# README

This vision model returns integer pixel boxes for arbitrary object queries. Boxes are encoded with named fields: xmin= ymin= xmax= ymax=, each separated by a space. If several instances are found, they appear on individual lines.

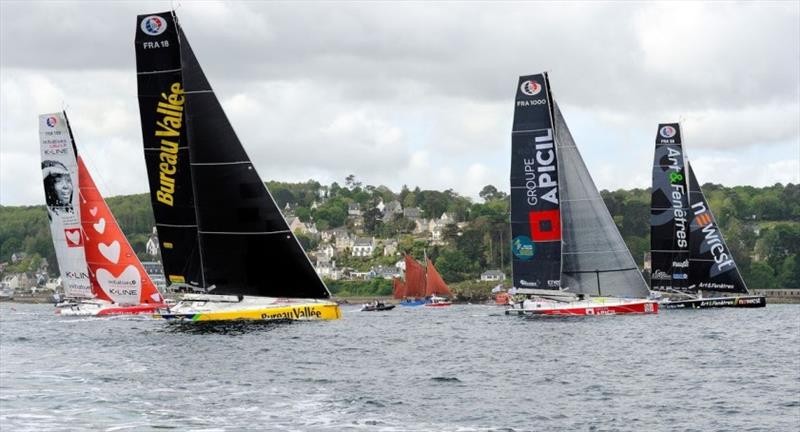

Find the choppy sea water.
xmin=1 ymin=302 xmax=798 ymax=432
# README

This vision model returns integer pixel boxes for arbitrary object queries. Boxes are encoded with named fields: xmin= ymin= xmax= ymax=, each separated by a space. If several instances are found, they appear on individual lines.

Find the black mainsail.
xmin=510 ymin=73 xmax=562 ymax=291
xmin=650 ymin=123 xmax=691 ymax=292
xmin=687 ymin=163 xmax=748 ymax=293
xmin=135 ymin=12 xmax=330 ymax=299
xmin=135 ymin=12 xmax=203 ymax=289
xmin=510 ymin=73 xmax=649 ymax=299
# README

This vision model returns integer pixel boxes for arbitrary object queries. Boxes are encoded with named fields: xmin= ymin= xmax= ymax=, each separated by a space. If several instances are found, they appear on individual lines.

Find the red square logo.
xmin=528 ymin=210 xmax=561 ymax=242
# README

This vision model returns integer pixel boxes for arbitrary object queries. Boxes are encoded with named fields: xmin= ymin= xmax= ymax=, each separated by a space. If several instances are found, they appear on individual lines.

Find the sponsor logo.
xmin=520 ymin=80 xmax=542 ymax=96
xmin=512 ymin=235 xmax=535 ymax=260
xmin=519 ymin=279 xmax=538 ymax=287
xmin=652 ymin=270 xmax=671 ymax=280
xmin=529 ymin=209 xmax=561 ymax=242
xmin=45 ymin=116 xmax=58 ymax=128
xmin=672 ymin=259 xmax=689 ymax=268
xmin=691 ymin=201 xmax=735 ymax=273
xmin=261 ymin=306 xmax=322 ymax=320
xmin=153 ymin=82 xmax=185 ymax=207
xmin=672 ymin=273 xmax=688 ymax=280
xmin=659 ymin=125 xmax=677 ymax=138
xmin=522 ymin=129 xmax=558 ymax=207
xmin=141 ymin=15 xmax=167 ymax=36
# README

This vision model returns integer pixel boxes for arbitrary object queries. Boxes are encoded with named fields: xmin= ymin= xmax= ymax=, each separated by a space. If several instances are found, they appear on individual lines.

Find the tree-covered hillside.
xmin=1 ymin=179 xmax=797 ymax=288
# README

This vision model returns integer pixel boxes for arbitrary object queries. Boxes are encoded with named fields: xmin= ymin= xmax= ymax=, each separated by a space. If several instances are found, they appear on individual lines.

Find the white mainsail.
xmin=39 ymin=112 xmax=93 ymax=299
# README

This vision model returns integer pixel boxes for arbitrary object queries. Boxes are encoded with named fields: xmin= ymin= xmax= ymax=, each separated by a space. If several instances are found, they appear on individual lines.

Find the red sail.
xmin=425 ymin=258 xmax=453 ymax=297
xmin=78 ymin=157 xmax=164 ymax=305
xmin=404 ymin=255 xmax=427 ymax=298
xmin=392 ymin=277 xmax=406 ymax=299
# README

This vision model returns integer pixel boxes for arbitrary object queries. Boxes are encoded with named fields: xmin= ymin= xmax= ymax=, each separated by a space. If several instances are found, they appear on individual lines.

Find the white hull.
xmin=506 ymin=297 xmax=658 ymax=316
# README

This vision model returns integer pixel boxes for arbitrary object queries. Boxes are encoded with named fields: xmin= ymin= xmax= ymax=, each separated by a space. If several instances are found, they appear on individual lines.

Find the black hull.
xmin=660 ymin=295 xmax=766 ymax=309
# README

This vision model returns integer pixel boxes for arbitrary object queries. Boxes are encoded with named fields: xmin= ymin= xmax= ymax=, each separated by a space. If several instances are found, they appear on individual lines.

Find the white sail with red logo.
xmin=39 ymin=112 xmax=94 ymax=299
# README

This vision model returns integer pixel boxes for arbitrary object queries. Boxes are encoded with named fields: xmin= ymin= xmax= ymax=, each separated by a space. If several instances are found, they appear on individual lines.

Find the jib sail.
xmin=650 ymin=123 xmax=691 ymax=292
xmin=554 ymin=103 xmax=649 ymax=298
xmin=687 ymin=163 xmax=749 ymax=293
xmin=510 ymin=73 xmax=562 ymax=291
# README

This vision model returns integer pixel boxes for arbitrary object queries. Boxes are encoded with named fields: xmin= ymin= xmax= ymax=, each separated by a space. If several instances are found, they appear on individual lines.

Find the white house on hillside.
xmin=352 ymin=237 xmax=375 ymax=257
xmin=481 ymin=270 xmax=506 ymax=282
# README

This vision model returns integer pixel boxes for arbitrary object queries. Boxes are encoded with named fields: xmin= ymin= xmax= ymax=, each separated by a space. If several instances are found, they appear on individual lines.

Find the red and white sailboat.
xmin=423 ymin=258 xmax=453 ymax=307
xmin=505 ymin=73 xmax=657 ymax=317
xmin=40 ymin=112 xmax=166 ymax=316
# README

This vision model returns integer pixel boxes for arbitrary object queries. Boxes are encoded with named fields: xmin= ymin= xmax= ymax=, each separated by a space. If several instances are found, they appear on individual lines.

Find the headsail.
xmin=135 ymin=12 xmax=203 ymax=289
xmin=650 ymin=123 xmax=691 ymax=292
xmin=510 ymin=73 xmax=562 ymax=291
xmin=554 ymin=103 xmax=649 ymax=298
xmin=403 ymin=255 xmax=427 ymax=298
xmin=38 ymin=112 xmax=93 ymax=299
xmin=78 ymin=157 xmax=163 ymax=305
xmin=425 ymin=259 xmax=452 ymax=297
xmin=687 ymin=163 xmax=749 ymax=293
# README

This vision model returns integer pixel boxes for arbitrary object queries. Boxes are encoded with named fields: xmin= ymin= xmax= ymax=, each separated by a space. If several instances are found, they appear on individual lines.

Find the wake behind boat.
xmin=504 ymin=73 xmax=657 ymax=317
xmin=650 ymin=123 xmax=766 ymax=309
xmin=40 ymin=112 xmax=166 ymax=317
xmin=135 ymin=12 xmax=339 ymax=321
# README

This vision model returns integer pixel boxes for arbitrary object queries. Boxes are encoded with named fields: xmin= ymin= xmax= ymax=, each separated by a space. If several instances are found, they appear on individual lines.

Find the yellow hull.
xmin=160 ymin=302 xmax=342 ymax=322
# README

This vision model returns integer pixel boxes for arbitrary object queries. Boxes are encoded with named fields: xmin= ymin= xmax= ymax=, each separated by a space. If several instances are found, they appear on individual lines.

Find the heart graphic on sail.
xmin=98 ymin=241 xmax=121 ymax=264
xmin=89 ymin=207 xmax=98 ymax=217
xmin=96 ymin=265 xmax=141 ymax=305
xmin=93 ymin=218 xmax=106 ymax=234
xmin=64 ymin=228 xmax=82 ymax=247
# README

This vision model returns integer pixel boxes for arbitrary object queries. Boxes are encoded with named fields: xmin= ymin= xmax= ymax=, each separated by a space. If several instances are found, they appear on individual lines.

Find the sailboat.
xmin=40 ymin=111 xmax=167 ymax=316
xmin=650 ymin=123 xmax=766 ymax=309
xmin=505 ymin=73 xmax=658 ymax=316
xmin=134 ymin=11 xmax=340 ymax=321
xmin=396 ymin=255 xmax=453 ymax=307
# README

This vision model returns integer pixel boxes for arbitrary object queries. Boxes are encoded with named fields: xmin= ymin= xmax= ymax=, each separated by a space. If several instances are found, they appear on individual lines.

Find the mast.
xmin=510 ymin=73 xmax=562 ymax=291
xmin=686 ymin=163 xmax=749 ymax=293
xmin=135 ymin=12 xmax=204 ymax=290
xmin=650 ymin=123 xmax=691 ymax=293
xmin=38 ymin=112 xmax=93 ymax=299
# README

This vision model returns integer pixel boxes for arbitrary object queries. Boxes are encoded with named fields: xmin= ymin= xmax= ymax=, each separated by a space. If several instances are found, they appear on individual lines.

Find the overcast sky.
xmin=1 ymin=1 xmax=798 ymax=206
